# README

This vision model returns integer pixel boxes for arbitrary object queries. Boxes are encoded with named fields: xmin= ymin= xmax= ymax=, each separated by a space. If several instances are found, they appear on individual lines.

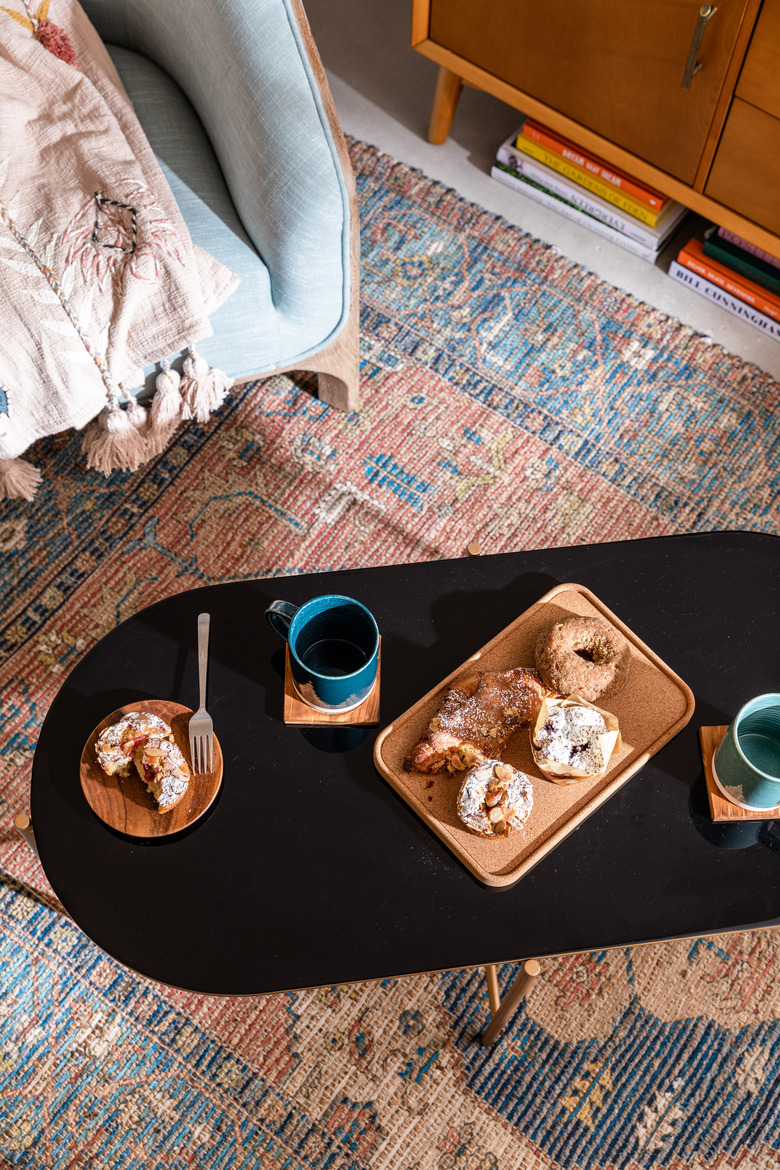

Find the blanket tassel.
xmin=82 ymin=404 xmax=148 ymax=476
xmin=0 ymin=457 xmax=43 ymax=501
xmin=147 ymin=360 xmax=183 ymax=453
xmin=126 ymin=396 xmax=149 ymax=441
xmin=180 ymin=348 xmax=233 ymax=424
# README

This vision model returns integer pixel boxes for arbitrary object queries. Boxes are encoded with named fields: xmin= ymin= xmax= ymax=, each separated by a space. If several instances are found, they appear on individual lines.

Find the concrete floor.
xmin=305 ymin=0 xmax=780 ymax=382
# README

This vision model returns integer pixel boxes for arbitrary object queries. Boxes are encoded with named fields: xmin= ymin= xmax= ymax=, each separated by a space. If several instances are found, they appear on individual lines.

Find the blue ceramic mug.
xmin=265 ymin=594 xmax=379 ymax=712
xmin=712 ymin=693 xmax=780 ymax=811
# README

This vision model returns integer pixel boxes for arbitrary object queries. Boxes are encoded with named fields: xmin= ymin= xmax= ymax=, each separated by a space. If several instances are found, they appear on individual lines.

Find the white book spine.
xmin=496 ymin=143 xmax=659 ymax=248
xmin=490 ymin=165 xmax=659 ymax=262
xmin=668 ymin=260 xmax=780 ymax=339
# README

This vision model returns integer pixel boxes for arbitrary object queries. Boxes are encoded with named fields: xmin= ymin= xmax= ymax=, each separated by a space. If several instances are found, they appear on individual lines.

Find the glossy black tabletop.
xmin=31 ymin=532 xmax=780 ymax=994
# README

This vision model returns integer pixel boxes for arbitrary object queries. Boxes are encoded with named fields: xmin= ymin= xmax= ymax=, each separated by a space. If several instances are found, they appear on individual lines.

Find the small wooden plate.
xmin=700 ymin=725 xmax=780 ymax=821
xmin=80 ymin=699 xmax=223 ymax=838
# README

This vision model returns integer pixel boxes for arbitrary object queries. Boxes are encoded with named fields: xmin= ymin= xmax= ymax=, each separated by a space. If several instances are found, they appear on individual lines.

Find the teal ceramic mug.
xmin=712 ymin=693 xmax=780 ymax=811
xmin=266 ymin=594 xmax=379 ymax=712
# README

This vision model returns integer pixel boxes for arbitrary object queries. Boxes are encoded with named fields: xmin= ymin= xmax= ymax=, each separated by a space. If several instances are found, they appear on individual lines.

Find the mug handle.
xmin=265 ymin=600 xmax=299 ymax=640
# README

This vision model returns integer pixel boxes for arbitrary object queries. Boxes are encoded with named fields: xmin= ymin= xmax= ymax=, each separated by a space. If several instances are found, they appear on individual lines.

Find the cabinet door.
xmin=429 ymin=0 xmax=750 ymax=184
xmin=705 ymin=99 xmax=780 ymax=233
xmin=735 ymin=0 xmax=780 ymax=119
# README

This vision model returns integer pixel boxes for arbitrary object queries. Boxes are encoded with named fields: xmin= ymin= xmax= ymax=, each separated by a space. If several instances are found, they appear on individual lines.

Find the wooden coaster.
xmin=283 ymin=641 xmax=381 ymax=726
xmin=699 ymin=725 xmax=780 ymax=822
xmin=81 ymin=699 xmax=223 ymax=838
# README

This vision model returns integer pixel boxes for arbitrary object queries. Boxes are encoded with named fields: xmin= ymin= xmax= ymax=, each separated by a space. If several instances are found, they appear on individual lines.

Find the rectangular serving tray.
xmin=373 ymin=582 xmax=695 ymax=887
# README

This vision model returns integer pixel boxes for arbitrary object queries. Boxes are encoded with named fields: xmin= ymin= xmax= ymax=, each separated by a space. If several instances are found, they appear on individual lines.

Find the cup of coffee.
xmin=265 ymin=594 xmax=379 ymax=712
xmin=712 ymin=693 xmax=780 ymax=811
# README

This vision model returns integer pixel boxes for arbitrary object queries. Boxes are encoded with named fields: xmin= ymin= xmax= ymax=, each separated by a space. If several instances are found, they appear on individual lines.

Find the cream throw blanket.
xmin=0 ymin=0 xmax=239 ymax=497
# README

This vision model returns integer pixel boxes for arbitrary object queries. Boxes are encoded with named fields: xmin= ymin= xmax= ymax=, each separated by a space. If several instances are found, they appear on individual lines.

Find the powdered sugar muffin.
xmin=134 ymin=736 xmax=190 ymax=811
xmin=457 ymin=759 xmax=534 ymax=838
xmin=533 ymin=701 xmax=611 ymax=776
xmin=95 ymin=712 xmax=173 ymax=777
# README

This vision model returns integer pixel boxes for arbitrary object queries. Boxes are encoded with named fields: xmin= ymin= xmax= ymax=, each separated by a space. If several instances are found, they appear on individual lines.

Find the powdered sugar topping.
xmin=535 ymin=703 xmax=609 ymax=774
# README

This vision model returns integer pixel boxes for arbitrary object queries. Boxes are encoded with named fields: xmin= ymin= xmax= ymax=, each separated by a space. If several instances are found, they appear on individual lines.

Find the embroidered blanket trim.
xmin=0 ymin=0 xmax=239 ymax=493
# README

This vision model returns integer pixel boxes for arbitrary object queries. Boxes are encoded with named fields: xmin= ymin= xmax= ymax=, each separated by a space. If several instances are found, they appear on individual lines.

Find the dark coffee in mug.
xmin=299 ymin=638 xmax=368 ymax=677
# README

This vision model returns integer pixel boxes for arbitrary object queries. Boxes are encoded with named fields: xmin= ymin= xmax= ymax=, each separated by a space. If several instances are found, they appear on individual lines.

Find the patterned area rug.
xmin=1 ymin=139 xmax=779 ymax=1167
xmin=2 ymin=877 xmax=780 ymax=1168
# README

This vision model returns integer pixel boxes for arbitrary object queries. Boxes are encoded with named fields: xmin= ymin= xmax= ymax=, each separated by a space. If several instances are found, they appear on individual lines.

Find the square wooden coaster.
xmin=283 ymin=641 xmax=381 ymax=726
xmin=699 ymin=725 xmax=780 ymax=822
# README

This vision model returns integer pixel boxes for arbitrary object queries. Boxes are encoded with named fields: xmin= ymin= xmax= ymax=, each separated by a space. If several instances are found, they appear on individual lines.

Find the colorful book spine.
xmin=514 ymin=134 xmax=667 ymax=227
xmin=717 ymin=227 xmax=780 ymax=270
xmin=521 ymin=118 xmax=667 ymax=210
xmin=496 ymin=138 xmax=687 ymax=249
xmin=668 ymin=261 xmax=780 ymax=339
xmin=677 ymin=239 xmax=780 ymax=324
xmin=490 ymin=165 xmax=660 ymax=262
xmin=703 ymin=236 xmax=780 ymax=298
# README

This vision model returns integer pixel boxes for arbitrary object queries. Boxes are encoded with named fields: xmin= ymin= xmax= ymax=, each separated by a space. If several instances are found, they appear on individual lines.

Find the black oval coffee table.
xmin=30 ymin=532 xmax=780 ymax=996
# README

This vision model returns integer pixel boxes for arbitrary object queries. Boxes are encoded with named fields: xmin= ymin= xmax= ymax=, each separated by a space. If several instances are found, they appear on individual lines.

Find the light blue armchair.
xmin=80 ymin=0 xmax=360 ymax=411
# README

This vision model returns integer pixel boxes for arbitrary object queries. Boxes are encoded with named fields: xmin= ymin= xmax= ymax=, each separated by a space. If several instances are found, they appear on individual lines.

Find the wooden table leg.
xmin=480 ymin=959 xmax=541 ymax=1046
xmin=428 ymin=65 xmax=463 ymax=144
xmin=13 ymin=813 xmax=40 ymax=860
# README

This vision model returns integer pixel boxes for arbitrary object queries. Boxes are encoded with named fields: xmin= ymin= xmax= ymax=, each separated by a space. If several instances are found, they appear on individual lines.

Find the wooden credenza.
xmin=412 ymin=0 xmax=780 ymax=253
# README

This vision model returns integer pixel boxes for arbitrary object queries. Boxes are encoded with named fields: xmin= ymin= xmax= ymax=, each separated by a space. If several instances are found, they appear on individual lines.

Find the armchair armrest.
xmin=80 ymin=0 xmax=353 ymax=339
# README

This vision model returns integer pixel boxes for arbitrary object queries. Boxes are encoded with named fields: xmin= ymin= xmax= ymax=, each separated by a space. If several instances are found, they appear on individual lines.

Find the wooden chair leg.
xmin=316 ymin=372 xmax=358 ymax=413
xmin=272 ymin=303 xmax=360 ymax=412
xmin=309 ymin=297 xmax=360 ymax=412
xmin=429 ymin=65 xmax=463 ymax=144
xmin=479 ymin=959 xmax=541 ymax=1046
xmin=279 ymin=274 xmax=360 ymax=412
xmin=13 ymin=813 xmax=40 ymax=860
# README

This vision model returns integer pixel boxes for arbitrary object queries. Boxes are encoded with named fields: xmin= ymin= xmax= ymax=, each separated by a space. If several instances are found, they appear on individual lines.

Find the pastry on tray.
xmin=134 ymin=736 xmax=191 ymax=812
xmin=95 ymin=712 xmax=173 ymax=778
xmin=457 ymin=759 xmax=534 ymax=837
xmin=531 ymin=695 xmax=621 ymax=783
xmin=535 ymin=615 xmax=631 ymax=701
xmin=404 ymin=667 xmax=553 ymax=775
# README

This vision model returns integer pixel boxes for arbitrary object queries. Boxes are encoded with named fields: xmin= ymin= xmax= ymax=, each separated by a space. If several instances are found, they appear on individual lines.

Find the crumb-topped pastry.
xmin=534 ymin=701 xmax=611 ymax=775
xmin=95 ymin=712 xmax=173 ymax=777
xmin=404 ymin=667 xmax=553 ymax=775
xmin=457 ymin=759 xmax=534 ymax=838
xmin=134 ymin=736 xmax=190 ymax=811
xmin=535 ymin=615 xmax=631 ymax=701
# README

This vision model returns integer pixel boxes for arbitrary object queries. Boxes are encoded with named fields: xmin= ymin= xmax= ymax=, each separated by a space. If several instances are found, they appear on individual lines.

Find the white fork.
xmin=188 ymin=613 xmax=213 ymax=774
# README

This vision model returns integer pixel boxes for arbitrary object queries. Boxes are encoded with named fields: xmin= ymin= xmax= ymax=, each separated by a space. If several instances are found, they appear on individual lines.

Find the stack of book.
xmin=492 ymin=117 xmax=689 ymax=263
xmin=669 ymin=228 xmax=780 ymax=340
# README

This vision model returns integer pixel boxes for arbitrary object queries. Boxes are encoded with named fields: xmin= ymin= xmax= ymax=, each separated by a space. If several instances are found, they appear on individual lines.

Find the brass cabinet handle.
xmin=681 ymin=3 xmax=717 ymax=89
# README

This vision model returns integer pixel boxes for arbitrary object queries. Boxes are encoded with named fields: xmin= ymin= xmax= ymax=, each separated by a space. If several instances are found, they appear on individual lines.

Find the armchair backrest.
xmin=80 ymin=0 xmax=355 ymax=333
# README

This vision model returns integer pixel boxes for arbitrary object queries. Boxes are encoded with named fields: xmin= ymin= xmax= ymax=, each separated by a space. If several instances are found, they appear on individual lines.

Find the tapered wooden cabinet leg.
xmin=429 ymin=65 xmax=463 ymax=144
xmin=13 ymin=813 xmax=40 ymax=860
xmin=479 ymin=958 xmax=541 ymax=1046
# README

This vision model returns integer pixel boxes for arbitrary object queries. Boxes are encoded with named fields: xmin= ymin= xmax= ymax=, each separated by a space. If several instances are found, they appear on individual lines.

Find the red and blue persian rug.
xmin=0 ymin=141 xmax=778 ymax=1168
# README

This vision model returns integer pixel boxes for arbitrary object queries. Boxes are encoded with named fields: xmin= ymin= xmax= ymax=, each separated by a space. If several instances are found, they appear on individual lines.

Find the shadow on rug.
xmin=0 ymin=140 xmax=779 ymax=1168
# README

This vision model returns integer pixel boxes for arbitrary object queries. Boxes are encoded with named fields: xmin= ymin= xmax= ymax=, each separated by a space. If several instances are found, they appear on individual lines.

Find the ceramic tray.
xmin=373 ymin=582 xmax=695 ymax=887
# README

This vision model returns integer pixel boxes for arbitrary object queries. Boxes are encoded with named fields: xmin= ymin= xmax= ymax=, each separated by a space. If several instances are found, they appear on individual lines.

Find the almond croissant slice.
xmin=404 ymin=667 xmax=553 ymax=774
